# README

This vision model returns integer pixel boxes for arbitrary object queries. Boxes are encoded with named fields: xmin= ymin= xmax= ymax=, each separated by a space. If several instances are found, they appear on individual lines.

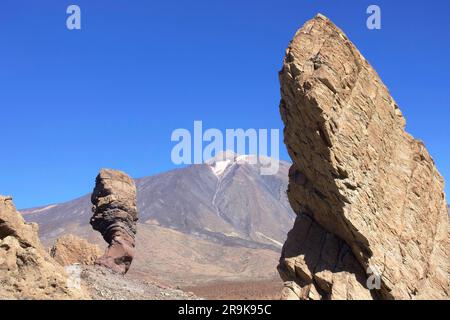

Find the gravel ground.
xmin=80 ymin=265 xmax=199 ymax=300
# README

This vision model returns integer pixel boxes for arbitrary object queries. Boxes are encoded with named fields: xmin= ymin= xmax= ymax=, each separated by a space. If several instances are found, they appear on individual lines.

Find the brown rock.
xmin=0 ymin=195 xmax=87 ymax=299
xmin=278 ymin=14 xmax=449 ymax=299
xmin=50 ymin=234 xmax=102 ymax=266
xmin=278 ymin=214 xmax=373 ymax=299
xmin=90 ymin=169 xmax=138 ymax=274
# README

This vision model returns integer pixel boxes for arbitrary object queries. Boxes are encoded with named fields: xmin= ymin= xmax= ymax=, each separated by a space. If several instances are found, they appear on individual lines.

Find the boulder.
xmin=0 ymin=195 xmax=87 ymax=299
xmin=50 ymin=234 xmax=103 ymax=266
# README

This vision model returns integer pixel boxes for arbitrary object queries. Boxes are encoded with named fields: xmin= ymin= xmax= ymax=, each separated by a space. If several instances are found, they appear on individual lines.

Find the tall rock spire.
xmin=90 ymin=169 xmax=139 ymax=274
xmin=278 ymin=14 xmax=449 ymax=299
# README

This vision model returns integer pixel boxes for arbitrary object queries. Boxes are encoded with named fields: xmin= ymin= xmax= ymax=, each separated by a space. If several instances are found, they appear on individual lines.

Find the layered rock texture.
xmin=50 ymin=234 xmax=102 ymax=266
xmin=0 ymin=196 xmax=86 ymax=299
xmin=90 ymin=169 xmax=138 ymax=274
xmin=278 ymin=14 xmax=449 ymax=299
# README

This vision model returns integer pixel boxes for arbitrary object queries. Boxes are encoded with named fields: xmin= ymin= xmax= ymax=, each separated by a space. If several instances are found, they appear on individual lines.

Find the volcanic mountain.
xmin=22 ymin=152 xmax=295 ymax=291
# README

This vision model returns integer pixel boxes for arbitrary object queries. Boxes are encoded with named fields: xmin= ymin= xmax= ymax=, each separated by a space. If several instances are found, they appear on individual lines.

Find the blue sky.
xmin=0 ymin=0 xmax=449 ymax=208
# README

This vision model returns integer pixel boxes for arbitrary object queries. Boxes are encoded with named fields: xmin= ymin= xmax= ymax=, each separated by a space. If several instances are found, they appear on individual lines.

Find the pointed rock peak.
xmin=278 ymin=15 xmax=449 ymax=299
xmin=315 ymin=13 xmax=329 ymax=21
xmin=291 ymin=14 xmax=352 ymax=52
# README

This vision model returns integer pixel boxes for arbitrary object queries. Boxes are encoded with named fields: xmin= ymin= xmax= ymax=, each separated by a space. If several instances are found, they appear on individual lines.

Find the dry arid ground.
xmin=182 ymin=278 xmax=283 ymax=300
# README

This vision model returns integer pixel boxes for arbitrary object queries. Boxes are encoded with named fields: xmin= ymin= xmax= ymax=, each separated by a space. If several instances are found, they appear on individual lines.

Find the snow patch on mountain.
xmin=206 ymin=152 xmax=259 ymax=177
xmin=21 ymin=204 xmax=59 ymax=215
xmin=210 ymin=160 xmax=232 ymax=176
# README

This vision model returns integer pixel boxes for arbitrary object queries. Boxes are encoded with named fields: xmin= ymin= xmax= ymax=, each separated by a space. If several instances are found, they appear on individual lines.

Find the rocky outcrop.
xmin=279 ymin=213 xmax=374 ymax=299
xmin=0 ymin=196 xmax=87 ymax=299
xmin=50 ymin=234 xmax=102 ymax=266
xmin=90 ymin=169 xmax=138 ymax=274
xmin=278 ymin=14 xmax=449 ymax=299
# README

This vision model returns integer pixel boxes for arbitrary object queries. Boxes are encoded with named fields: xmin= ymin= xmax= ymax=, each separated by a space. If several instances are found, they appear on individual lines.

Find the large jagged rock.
xmin=50 ymin=234 xmax=103 ymax=266
xmin=0 ymin=195 xmax=87 ymax=299
xmin=90 ymin=169 xmax=138 ymax=274
xmin=278 ymin=14 xmax=449 ymax=299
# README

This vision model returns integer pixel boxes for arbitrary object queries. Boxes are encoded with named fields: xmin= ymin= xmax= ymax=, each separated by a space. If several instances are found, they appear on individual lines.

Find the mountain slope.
xmin=22 ymin=153 xmax=295 ymax=286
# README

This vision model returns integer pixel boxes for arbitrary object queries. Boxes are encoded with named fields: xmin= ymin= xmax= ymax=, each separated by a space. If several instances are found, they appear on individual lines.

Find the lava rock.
xmin=90 ymin=169 xmax=138 ymax=274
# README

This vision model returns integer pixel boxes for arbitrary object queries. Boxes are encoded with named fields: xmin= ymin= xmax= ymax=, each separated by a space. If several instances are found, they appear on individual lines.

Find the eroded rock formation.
xmin=279 ymin=213 xmax=374 ymax=299
xmin=278 ymin=14 xmax=449 ymax=299
xmin=0 ymin=195 xmax=87 ymax=299
xmin=90 ymin=169 xmax=138 ymax=274
xmin=50 ymin=234 xmax=103 ymax=266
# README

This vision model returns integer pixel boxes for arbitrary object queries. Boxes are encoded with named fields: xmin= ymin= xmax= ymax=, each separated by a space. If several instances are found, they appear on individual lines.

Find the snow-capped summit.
xmin=205 ymin=151 xmax=236 ymax=176
xmin=205 ymin=151 xmax=281 ymax=177
xmin=205 ymin=151 xmax=259 ymax=177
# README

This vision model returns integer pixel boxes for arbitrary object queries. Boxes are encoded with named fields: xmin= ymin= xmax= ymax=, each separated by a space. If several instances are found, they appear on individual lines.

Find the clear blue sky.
xmin=0 ymin=0 xmax=449 ymax=209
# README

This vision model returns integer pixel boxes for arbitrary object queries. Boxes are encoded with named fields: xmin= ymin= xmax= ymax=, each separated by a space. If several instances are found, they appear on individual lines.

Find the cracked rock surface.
xmin=0 ymin=195 xmax=87 ymax=299
xmin=50 ymin=234 xmax=103 ymax=266
xmin=278 ymin=14 xmax=449 ymax=300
